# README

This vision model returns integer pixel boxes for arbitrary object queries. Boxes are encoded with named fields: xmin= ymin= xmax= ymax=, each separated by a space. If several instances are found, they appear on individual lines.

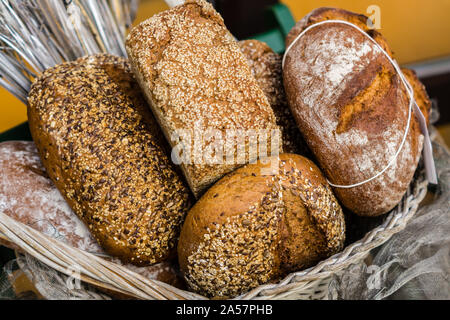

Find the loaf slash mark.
xmin=336 ymin=66 xmax=394 ymax=134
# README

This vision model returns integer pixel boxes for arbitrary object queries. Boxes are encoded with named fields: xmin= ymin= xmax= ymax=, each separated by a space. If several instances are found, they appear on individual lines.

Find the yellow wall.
xmin=2 ymin=0 xmax=449 ymax=132
xmin=283 ymin=0 xmax=450 ymax=64
xmin=0 ymin=90 xmax=28 ymax=134
xmin=134 ymin=0 xmax=169 ymax=24
xmin=0 ymin=0 xmax=170 ymax=133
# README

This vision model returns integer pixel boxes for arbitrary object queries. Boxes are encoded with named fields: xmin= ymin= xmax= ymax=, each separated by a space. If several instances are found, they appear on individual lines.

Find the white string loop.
xmin=282 ymin=20 xmax=436 ymax=188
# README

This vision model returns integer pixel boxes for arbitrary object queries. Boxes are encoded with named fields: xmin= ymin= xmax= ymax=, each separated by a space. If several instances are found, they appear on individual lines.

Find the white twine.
xmin=282 ymin=19 xmax=436 ymax=188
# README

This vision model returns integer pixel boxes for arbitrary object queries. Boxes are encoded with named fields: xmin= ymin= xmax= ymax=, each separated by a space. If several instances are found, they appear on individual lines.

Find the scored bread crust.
xmin=27 ymin=54 xmax=192 ymax=266
xmin=125 ymin=0 xmax=281 ymax=198
xmin=238 ymin=40 xmax=310 ymax=156
xmin=283 ymin=7 xmax=431 ymax=216
xmin=401 ymin=68 xmax=432 ymax=124
xmin=178 ymin=154 xmax=345 ymax=298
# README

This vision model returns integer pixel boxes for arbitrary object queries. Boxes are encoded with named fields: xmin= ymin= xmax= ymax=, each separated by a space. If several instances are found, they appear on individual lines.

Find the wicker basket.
xmin=0 ymin=0 xmax=434 ymax=301
xmin=0 ymin=164 xmax=428 ymax=300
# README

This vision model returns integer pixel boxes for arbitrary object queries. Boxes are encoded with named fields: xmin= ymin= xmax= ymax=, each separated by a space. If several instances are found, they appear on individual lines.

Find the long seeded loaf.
xmin=27 ymin=54 xmax=192 ymax=266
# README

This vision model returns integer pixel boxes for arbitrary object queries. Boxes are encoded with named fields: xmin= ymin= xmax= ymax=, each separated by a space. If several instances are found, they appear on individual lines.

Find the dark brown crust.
xmin=125 ymin=0 xmax=280 ymax=198
xmin=27 ymin=54 xmax=192 ymax=266
xmin=177 ymin=154 xmax=345 ymax=298
xmin=283 ymin=8 xmax=431 ymax=216
xmin=238 ymin=40 xmax=310 ymax=156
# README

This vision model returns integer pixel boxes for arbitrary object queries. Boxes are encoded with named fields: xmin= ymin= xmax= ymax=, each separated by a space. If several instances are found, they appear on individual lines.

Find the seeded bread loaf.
xmin=27 ymin=54 xmax=192 ymax=266
xmin=238 ymin=40 xmax=308 ymax=155
xmin=178 ymin=154 xmax=345 ymax=298
xmin=283 ymin=8 xmax=431 ymax=216
xmin=126 ymin=0 xmax=281 ymax=198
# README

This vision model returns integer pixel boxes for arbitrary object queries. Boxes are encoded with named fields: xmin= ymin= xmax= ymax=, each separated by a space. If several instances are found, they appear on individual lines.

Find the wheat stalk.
xmin=0 ymin=0 xmax=139 ymax=103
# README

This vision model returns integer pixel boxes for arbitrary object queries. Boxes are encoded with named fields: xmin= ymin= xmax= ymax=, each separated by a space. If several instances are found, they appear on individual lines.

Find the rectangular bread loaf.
xmin=126 ymin=0 xmax=281 ymax=197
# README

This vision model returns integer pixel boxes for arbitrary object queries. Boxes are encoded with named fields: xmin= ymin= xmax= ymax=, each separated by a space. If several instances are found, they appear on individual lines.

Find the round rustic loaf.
xmin=27 ymin=54 xmax=192 ymax=266
xmin=178 ymin=153 xmax=345 ymax=298
xmin=283 ymin=8 xmax=431 ymax=216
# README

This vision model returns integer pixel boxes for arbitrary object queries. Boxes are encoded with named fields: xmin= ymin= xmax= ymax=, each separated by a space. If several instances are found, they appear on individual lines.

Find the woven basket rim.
xmin=0 ymin=166 xmax=428 ymax=300
xmin=237 ymin=168 xmax=428 ymax=299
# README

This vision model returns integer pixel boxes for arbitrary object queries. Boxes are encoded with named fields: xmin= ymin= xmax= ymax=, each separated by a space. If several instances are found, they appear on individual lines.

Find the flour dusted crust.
xmin=0 ymin=141 xmax=184 ymax=288
xmin=126 ymin=0 xmax=281 ymax=197
xmin=178 ymin=154 xmax=345 ymax=298
xmin=27 ymin=54 xmax=192 ymax=266
xmin=238 ymin=40 xmax=309 ymax=155
xmin=285 ymin=7 xmax=394 ymax=58
xmin=0 ymin=141 xmax=99 ymax=253
xmin=283 ymin=8 xmax=431 ymax=216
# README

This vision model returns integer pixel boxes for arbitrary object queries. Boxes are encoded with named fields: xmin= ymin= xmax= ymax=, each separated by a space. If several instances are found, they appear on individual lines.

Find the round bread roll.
xmin=27 ymin=54 xmax=192 ymax=266
xmin=178 ymin=154 xmax=345 ymax=298
xmin=0 ymin=140 xmax=185 ymax=288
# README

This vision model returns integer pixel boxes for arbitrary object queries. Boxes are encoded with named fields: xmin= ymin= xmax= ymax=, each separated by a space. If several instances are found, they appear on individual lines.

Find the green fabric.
xmin=0 ymin=122 xmax=32 ymax=143
xmin=245 ymin=3 xmax=296 ymax=54
xmin=251 ymin=29 xmax=286 ymax=53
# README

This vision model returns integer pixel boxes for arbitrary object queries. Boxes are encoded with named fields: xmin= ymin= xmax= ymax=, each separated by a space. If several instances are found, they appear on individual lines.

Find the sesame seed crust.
xmin=178 ymin=153 xmax=345 ymax=298
xmin=27 ymin=54 xmax=192 ymax=266
xmin=126 ymin=0 xmax=281 ymax=197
